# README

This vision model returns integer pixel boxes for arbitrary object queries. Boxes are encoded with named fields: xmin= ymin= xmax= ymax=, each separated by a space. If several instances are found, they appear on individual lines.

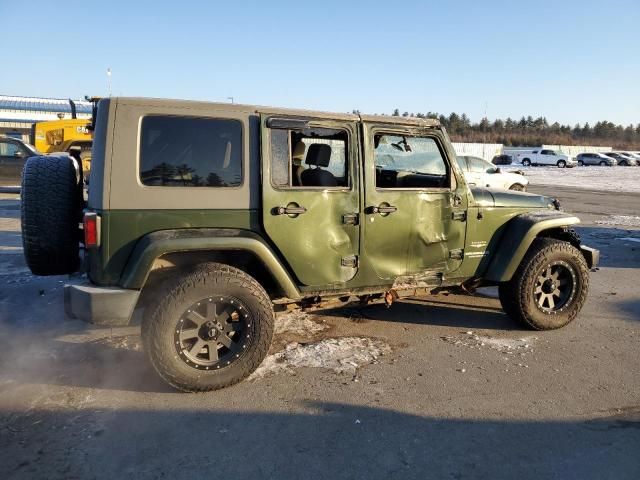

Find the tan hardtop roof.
xmin=111 ymin=97 xmax=440 ymax=126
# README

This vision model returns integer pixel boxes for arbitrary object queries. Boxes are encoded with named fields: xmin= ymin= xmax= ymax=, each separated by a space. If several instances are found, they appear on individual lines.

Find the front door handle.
xmin=368 ymin=204 xmax=398 ymax=215
xmin=275 ymin=205 xmax=307 ymax=215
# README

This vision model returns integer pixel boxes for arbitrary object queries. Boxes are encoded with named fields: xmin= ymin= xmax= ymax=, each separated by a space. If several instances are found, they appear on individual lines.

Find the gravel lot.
xmin=0 ymin=186 xmax=639 ymax=480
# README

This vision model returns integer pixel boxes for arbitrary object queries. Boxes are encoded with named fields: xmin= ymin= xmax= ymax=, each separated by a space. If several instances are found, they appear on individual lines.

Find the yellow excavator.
xmin=32 ymin=99 xmax=94 ymax=177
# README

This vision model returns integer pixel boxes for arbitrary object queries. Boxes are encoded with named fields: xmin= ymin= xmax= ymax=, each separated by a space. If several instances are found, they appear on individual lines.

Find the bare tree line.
xmin=352 ymin=109 xmax=640 ymax=149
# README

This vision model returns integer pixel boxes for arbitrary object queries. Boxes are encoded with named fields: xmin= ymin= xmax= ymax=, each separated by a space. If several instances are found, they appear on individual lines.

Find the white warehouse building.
xmin=0 ymin=95 xmax=92 ymax=143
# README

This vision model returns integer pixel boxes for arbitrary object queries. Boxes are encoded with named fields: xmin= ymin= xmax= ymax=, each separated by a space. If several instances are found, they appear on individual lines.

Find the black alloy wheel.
xmin=175 ymin=295 xmax=251 ymax=370
xmin=533 ymin=261 xmax=577 ymax=314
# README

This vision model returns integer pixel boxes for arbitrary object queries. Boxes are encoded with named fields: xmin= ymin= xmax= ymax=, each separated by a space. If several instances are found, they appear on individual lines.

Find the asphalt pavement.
xmin=0 ymin=187 xmax=638 ymax=480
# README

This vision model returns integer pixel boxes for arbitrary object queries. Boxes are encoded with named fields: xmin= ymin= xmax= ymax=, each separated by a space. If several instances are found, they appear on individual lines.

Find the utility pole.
xmin=107 ymin=68 xmax=112 ymax=97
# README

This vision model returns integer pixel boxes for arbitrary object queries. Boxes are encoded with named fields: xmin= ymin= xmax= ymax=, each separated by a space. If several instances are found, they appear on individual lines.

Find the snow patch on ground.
xmin=595 ymin=215 xmax=640 ymax=227
xmin=90 ymin=334 xmax=142 ymax=351
xmin=250 ymin=337 xmax=391 ymax=379
xmin=274 ymin=310 xmax=329 ymax=336
xmin=503 ymin=165 xmax=640 ymax=193
xmin=441 ymin=331 xmax=537 ymax=354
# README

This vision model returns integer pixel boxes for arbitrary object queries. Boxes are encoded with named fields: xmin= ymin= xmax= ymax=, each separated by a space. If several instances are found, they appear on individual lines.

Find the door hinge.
xmin=342 ymin=213 xmax=359 ymax=225
xmin=452 ymin=210 xmax=467 ymax=222
xmin=449 ymin=249 xmax=464 ymax=260
xmin=341 ymin=255 xmax=358 ymax=268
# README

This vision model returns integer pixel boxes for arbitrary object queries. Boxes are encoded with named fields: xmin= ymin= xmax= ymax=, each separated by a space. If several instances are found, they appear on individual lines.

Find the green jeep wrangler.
xmin=20 ymin=97 xmax=599 ymax=392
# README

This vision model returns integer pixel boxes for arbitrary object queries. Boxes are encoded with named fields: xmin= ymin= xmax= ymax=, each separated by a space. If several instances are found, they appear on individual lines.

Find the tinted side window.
xmin=140 ymin=116 xmax=242 ymax=187
xmin=374 ymin=135 xmax=449 ymax=189
xmin=0 ymin=141 xmax=21 ymax=156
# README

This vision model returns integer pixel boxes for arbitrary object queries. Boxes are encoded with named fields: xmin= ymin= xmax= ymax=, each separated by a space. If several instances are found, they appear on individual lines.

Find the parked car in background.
xmin=517 ymin=149 xmax=576 ymax=168
xmin=576 ymin=152 xmax=617 ymax=166
xmin=457 ymin=155 xmax=529 ymax=191
xmin=619 ymin=151 xmax=640 ymax=163
xmin=491 ymin=154 xmax=513 ymax=165
xmin=606 ymin=152 xmax=638 ymax=166
xmin=0 ymin=136 xmax=40 ymax=188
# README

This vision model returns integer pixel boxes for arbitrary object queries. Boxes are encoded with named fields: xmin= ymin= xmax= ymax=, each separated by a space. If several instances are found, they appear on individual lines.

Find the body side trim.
xmin=119 ymin=228 xmax=301 ymax=299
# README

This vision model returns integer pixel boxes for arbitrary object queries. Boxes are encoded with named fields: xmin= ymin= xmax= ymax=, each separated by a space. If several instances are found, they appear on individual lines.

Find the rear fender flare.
xmin=484 ymin=211 xmax=580 ymax=282
xmin=119 ymin=228 xmax=300 ymax=299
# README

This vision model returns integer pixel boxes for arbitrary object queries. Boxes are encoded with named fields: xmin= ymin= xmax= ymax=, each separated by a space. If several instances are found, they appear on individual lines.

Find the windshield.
xmin=375 ymin=135 xmax=447 ymax=175
xmin=23 ymin=142 xmax=40 ymax=156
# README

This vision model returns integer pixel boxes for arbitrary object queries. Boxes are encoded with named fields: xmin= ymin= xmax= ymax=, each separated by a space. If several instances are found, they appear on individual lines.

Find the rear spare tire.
xmin=21 ymin=155 xmax=83 ymax=275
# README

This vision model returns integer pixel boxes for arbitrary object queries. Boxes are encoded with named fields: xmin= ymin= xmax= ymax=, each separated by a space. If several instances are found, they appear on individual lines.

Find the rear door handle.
xmin=368 ymin=204 xmax=397 ymax=215
xmin=275 ymin=205 xmax=307 ymax=215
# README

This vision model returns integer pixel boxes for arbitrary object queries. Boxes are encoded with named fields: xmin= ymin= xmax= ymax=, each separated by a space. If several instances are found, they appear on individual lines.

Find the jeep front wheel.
xmin=142 ymin=263 xmax=274 ymax=392
xmin=498 ymin=238 xmax=589 ymax=330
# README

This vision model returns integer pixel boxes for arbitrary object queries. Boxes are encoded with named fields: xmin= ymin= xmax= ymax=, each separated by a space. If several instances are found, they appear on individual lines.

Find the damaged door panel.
xmin=360 ymin=122 xmax=467 ymax=282
xmin=260 ymin=115 xmax=361 ymax=287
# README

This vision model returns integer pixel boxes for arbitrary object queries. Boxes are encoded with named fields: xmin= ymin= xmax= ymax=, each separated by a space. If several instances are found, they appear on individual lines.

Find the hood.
xmin=471 ymin=187 xmax=556 ymax=209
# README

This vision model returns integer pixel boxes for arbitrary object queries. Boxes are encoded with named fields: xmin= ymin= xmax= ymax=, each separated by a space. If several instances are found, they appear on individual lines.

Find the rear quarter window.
xmin=139 ymin=116 xmax=242 ymax=187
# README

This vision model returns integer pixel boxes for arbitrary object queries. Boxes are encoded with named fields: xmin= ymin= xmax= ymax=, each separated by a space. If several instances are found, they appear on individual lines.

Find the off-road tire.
xmin=21 ymin=155 xmax=82 ymax=275
xmin=142 ymin=263 xmax=274 ymax=392
xmin=498 ymin=238 xmax=589 ymax=330
xmin=509 ymin=183 xmax=526 ymax=191
xmin=522 ymin=158 xmax=531 ymax=166
xmin=557 ymin=160 xmax=566 ymax=168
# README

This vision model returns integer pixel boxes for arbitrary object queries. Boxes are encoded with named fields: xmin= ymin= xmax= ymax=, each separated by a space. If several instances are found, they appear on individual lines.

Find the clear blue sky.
xmin=2 ymin=0 xmax=638 ymax=126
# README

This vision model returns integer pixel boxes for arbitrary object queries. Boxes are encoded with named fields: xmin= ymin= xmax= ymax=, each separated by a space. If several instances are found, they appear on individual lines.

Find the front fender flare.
xmin=484 ymin=211 xmax=580 ymax=283
xmin=119 ymin=228 xmax=301 ymax=299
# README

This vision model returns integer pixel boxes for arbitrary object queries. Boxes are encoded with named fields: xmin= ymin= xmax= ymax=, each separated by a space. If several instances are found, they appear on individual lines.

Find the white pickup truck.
xmin=517 ymin=149 xmax=577 ymax=168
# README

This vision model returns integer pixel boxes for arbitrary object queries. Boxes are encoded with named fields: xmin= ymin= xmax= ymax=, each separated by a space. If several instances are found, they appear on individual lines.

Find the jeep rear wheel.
xmin=498 ymin=238 xmax=589 ymax=330
xmin=142 ymin=263 xmax=274 ymax=392
xmin=21 ymin=155 xmax=83 ymax=275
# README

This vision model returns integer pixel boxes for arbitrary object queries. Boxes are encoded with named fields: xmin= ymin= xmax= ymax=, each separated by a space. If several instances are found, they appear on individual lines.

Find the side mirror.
xmin=13 ymin=150 xmax=24 ymax=158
